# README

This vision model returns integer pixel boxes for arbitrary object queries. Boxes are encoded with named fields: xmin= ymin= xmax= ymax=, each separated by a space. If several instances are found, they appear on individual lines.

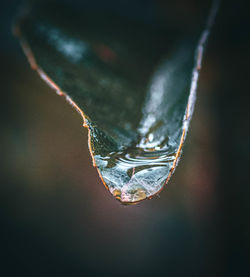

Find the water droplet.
xmin=95 ymin=148 xmax=176 ymax=204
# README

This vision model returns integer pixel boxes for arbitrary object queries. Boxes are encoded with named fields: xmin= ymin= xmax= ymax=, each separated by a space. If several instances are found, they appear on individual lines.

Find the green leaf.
xmin=14 ymin=0 xmax=218 ymax=204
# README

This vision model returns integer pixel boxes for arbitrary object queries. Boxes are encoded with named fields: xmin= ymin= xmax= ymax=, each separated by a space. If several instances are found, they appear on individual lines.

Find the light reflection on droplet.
xmin=95 ymin=148 xmax=176 ymax=203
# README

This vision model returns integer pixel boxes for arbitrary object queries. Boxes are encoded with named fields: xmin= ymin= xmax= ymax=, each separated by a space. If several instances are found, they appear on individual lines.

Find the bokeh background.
xmin=1 ymin=0 xmax=249 ymax=276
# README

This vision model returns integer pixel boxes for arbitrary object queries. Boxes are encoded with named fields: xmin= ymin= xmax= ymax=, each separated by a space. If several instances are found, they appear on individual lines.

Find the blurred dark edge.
xmin=0 ymin=0 xmax=249 ymax=276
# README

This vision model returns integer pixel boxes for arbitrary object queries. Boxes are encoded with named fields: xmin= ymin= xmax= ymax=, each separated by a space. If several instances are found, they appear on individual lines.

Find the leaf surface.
xmin=14 ymin=0 xmax=218 ymax=203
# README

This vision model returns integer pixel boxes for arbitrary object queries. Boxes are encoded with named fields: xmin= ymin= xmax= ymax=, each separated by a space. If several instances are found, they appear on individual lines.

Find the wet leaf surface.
xmin=14 ymin=0 xmax=218 ymax=203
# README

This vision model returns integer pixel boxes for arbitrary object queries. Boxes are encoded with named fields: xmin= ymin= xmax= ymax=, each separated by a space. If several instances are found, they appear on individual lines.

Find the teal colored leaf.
xmin=14 ymin=0 xmax=219 ymax=204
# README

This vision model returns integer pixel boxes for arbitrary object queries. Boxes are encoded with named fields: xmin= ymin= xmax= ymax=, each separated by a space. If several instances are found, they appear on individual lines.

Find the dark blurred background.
xmin=1 ymin=0 xmax=249 ymax=276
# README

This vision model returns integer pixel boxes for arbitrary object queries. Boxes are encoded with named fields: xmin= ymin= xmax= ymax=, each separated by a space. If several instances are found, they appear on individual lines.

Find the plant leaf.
xmin=14 ymin=0 xmax=218 ymax=204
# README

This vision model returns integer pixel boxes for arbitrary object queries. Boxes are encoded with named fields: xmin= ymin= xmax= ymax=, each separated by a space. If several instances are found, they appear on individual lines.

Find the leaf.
xmin=14 ymin=0 xmax=219 ymax=204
